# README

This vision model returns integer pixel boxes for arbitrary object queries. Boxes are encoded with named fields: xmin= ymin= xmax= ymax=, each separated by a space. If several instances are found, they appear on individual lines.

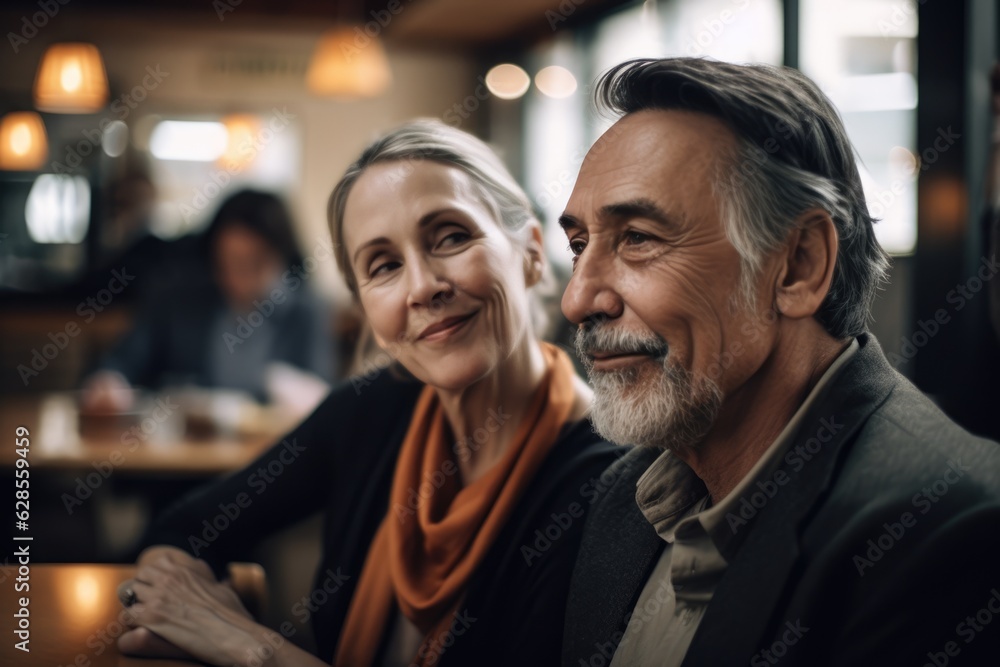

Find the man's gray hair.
xmin=595 ymin=58 xmax=890 ymax=338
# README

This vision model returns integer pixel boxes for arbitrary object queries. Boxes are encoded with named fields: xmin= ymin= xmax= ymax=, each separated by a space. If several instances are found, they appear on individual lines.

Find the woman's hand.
xmin=117 ymin=547 xmax=260 ymax=665
xmin=128 ymin=545 xmax=250 ymax=615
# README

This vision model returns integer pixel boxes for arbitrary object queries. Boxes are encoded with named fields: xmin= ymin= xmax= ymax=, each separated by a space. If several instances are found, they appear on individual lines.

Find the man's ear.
xmin=522 ymin=220 xmax=545 ymax=288
xmin=773 ymin=209 xmax=838 ymax=319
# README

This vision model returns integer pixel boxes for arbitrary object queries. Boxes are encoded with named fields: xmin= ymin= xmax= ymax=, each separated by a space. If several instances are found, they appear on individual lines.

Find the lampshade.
xmin=0 ymin=112 xmax=48 ymax=171
xmin=34 ymin=42 xmax=109 ymax=113
xmin=306 ymin=26 xmax=392 ymax=98
xmin=219 ymin=114 xmax=262 ymax=170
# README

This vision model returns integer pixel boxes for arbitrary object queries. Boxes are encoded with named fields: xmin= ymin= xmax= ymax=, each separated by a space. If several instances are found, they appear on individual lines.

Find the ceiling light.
xmin=0 ymin=111 xmax=48 ymax=171
xmin=219 ymin=114 xmax=262 ymax=170
xmin=485 ymin=64 xmax=530 ymax=100
xmin=535 ymin=66 xmax=577 ymax=99
xmin=34 ymin=43 xmax=109 ymax=113
xmin=306 ymin=26 xmax=392 ymax=98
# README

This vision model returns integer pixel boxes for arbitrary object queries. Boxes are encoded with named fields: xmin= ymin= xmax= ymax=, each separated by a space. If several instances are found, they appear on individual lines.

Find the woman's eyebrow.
xmin=352 ymin=208 xmax=468 ymax=265
xmin=352 ymin=236 xmax=390 ymax=265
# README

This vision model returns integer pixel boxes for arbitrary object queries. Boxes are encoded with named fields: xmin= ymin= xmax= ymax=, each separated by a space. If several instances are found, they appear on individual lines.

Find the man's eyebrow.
xmin=558 ymin=213 xmax=584 ymax=233
xmin=600 ymin=198 xmax=680 ymax=231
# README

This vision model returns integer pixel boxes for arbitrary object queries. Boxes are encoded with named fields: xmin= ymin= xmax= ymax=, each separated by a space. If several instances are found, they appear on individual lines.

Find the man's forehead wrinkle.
xmin=569 ymin=110 xmax=734 ymax=238
xmin=580 ymin=161 xmax=645 ymax=189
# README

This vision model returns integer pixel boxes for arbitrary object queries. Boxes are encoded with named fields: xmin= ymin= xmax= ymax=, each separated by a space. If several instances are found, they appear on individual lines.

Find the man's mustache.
xmin=574 ymin=323 xmax=669 ymax=365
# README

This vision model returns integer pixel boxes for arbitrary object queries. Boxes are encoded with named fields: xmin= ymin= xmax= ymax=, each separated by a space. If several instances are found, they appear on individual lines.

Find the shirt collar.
xmin=634 ymin=450 xmax=708 ymax=539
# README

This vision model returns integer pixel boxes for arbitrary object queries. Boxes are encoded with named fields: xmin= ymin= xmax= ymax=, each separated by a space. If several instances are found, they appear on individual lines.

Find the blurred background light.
xmin=485 ymin=63 xmax=530 ymax=100
xmin=219 ymin=114 xmax=262 ymax=170
xmin=306 ymin=26 xmax=392 ymax=98
xmin=33 ymin=43 xmax=109 ymax=114
xmin=149 ymin=120 xmax=228 ymax=162
xmin=534 ymin=65 xmax=577 ymax=99
xmin=889 ymin=145 xmax=918 ymax=176
xmin=73 ymin=572 xmax=101 ymax=614
xmin=0 ymin=112 xmax=48 ymax=171
xmin=101 ymin=120 xmax=129 ymax=158
xmin=25 ymin=174 xmax=91 ymax=244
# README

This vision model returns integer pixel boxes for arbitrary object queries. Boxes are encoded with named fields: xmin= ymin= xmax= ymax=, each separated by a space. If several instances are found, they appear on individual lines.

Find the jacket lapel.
xmin=682 ymin=334 xmax=898 ymax=665
xmin=563 ymin=446 xmax=665 ymax=664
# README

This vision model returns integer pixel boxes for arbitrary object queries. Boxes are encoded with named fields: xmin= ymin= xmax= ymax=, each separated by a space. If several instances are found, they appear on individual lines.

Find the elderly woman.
xmin=115 ymin=120 xmax=619 ymax=666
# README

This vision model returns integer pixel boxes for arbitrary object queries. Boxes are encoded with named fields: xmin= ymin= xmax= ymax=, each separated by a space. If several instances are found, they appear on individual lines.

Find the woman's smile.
xmin=417 ymin=310 xmax=480 ymax=343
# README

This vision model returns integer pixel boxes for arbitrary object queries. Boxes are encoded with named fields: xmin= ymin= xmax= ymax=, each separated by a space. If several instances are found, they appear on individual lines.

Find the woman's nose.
xmin=405 ymin=256 xmax=453 ymax=310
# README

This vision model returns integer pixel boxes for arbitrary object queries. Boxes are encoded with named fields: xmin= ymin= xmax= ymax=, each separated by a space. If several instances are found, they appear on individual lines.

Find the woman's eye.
xmin=370 ymin=261 xmax=400 ymax=277
xmin=439 ymin=230 xmax=470 ymax=247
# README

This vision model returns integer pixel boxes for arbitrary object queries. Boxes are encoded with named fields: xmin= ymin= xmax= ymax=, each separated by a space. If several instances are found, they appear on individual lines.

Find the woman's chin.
xmin=416 ymin=358 xmax=494 ymax=393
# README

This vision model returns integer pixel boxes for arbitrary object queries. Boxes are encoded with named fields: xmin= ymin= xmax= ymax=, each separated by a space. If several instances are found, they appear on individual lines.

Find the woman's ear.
xmin=522 ymin=221 xmax=545 ymax=288
xmin=773 ymin=209 xmax=838 ymax=320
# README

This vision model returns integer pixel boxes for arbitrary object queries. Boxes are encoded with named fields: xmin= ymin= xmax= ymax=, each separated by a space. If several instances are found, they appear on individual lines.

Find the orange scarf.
xmin=334 ymin=343 xmax=576 ymax=666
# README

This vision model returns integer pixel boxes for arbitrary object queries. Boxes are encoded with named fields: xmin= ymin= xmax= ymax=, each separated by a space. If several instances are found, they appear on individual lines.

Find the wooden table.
xmin=0 ymin=394 xmax=290 ymax=475
xmin=0 ymin=563 xmax=203 ymax=666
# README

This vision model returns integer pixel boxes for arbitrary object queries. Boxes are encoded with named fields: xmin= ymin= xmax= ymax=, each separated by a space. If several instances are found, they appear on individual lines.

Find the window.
xmin=799 ymin=0 xmax=918 ymax=254
xmin=143 ymin=112 xmax=302 ymax=239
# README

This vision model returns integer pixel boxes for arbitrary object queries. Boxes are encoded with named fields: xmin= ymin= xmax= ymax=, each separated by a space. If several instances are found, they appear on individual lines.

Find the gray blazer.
xmin=564 ymin=333 xmax=1000 ymax=666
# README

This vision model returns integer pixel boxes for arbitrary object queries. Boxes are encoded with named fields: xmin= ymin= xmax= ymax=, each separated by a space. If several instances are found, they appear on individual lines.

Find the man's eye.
xmin=624 ymin=231 xmax=652 ymax=245
xmin=567 ymin=239 xmax=586 ymax=256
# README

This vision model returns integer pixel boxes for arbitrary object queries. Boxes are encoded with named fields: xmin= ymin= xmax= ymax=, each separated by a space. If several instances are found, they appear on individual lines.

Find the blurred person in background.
xmin=69 ymin=159 xmax=206 ymax=301
xmin=80 ymin=189 xmax=334 ymax=416
xmin=111 ymin=119 xmax=620 ymax=666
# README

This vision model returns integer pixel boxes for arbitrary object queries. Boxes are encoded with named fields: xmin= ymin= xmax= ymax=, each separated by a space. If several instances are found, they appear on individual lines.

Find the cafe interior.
xmin=0 ymin=0 xmax=998 ymax=663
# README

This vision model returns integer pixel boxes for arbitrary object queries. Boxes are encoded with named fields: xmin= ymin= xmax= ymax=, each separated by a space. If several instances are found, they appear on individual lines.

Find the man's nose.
xmin=561 ymin=251 xmax=624 ymax=325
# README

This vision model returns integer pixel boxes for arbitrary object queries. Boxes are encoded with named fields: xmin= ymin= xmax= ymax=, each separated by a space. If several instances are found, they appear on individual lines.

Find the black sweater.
xmin=141 ymin=371 xmax=622 ymax=665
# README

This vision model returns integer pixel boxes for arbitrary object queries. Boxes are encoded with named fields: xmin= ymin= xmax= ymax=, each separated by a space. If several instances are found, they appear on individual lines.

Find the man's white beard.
xmin=576 ymin=326 xmax=723 ymax=451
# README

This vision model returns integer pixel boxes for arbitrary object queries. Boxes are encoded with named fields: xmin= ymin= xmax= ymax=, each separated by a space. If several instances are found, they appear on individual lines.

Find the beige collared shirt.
xmin=610 ymin=339 xmax=859 ymax=667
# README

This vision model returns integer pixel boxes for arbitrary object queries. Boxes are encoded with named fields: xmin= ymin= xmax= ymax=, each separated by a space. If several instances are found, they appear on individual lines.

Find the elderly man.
xmin=560 ymin=58 xmax=1000 ymax=666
